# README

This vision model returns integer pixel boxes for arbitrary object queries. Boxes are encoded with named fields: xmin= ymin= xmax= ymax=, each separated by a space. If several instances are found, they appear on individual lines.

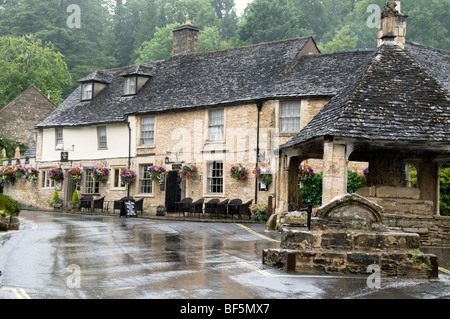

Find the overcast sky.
xmin=235 ymin=0 xmax=252 ymax=15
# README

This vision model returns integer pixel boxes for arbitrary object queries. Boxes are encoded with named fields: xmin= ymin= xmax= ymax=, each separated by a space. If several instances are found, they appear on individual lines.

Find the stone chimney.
xmin=377 ymin=0 xmax=408 ymax=49
xmin=172 ymin=20 xmax=199 ymax=56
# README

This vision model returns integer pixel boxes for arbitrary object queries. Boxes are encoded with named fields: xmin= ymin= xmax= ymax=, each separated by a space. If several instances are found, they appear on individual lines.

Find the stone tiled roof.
xmin=281 ymin=42 xmax=450 ymax=149
xmin=38 ymin=37 xmax=375 ymax=128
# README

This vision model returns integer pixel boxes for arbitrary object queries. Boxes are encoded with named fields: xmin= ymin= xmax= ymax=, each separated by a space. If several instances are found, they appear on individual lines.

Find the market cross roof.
xmin=281 ymin=41 xmax=450 ymax=149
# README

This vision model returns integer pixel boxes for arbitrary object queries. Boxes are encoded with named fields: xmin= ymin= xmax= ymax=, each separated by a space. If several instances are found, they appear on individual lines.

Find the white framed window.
xmin=97 ymin=126 xmax=107 ymax=149
xmin=41 ymin=170 xmax=55 ymax=188
xmin=112 ymin=167 xmax=126 ymax=189
xmin=208 ymin=109 xmax=224 ymax=141
xmin=207 ymin=161 xmax=223 ymax=194
xmin=280 ymin=101 xmax=301 ymax=132
xmin=139 ymin=164 xmax=153 ymax=194
xmin=83 ymin=169 xmax=100 ymax=194
xmin=81 ymin=82 xmax=93 ymax=100
xmin=55 ymin=128 xmax=64 ymax=150
xmin=124 ymin=76 xmax=137 ymax=95
xmin=140 ymin=117 xmax=155 ymax=146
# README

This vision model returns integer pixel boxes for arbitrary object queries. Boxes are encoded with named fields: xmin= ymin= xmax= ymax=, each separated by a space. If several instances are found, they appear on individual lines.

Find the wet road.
xmin=0 ymin=210 xmax=449 ymax=300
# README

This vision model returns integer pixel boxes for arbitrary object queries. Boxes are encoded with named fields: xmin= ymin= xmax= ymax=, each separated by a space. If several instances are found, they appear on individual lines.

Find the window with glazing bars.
xmin=280 ymin=101 xmax=301 ymax=132
xmin=139 ymin=164 xmax=153 ymax=194
xmin=84 ymin=169 xmax=100 ymax=194
xmin=124 ymin=76 xmax=137 ymax=95
xmin=140 ymin=117 xmax=155 ymax=146
xmin=82 ymin=83 xmax=93 ymax=100
xmin=207 ymin=161 xmax=223 ymax=194
xmin=208 ymin=109 xmax=224 ymax=141
xmin=55 ymin=128 xmax=63 ymax=150
xmin=97 ymin=126 xmax=107 ymax=149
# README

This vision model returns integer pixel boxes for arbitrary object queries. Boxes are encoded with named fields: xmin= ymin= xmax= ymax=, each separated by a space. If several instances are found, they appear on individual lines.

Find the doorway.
xmin=165 ymin=171 xmax=183 ymax=212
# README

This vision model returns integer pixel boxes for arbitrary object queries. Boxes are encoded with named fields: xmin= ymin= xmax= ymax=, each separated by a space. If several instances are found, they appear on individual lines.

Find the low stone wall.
xmin=0 ymin=216 xmax=20 ymax=231
xmin=263 ymin=248 xmax=435 ymax=278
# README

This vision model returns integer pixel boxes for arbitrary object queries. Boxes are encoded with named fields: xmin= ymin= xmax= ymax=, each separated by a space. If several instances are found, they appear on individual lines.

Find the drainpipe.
xmin=255 ymin=100 xmax=263 ymax=205
xmin=127 ymin=118 xmax=132 ymax=197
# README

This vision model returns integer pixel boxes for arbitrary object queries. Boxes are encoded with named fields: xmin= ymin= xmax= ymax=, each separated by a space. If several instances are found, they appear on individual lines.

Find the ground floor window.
xmin=139 ymin=164 xmax=153 ymax=194
xmin=41 ymin=170 xmax=55 ymax=188
xmin=207 ymin=161 xmax=223 ymax=194
xmin=112 ymin=167 xmax=126 ymax=189
xmin=83 ymin=169 xmax=100 ymax=194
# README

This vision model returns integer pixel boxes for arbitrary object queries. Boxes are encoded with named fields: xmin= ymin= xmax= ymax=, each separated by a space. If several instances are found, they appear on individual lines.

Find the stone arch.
xmin=317 ymin=193 xmax=384 ymax=226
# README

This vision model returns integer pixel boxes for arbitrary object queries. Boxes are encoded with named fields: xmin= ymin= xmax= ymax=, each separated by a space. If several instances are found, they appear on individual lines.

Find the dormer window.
xmin=81 ymin=82 xmax=93 ymax=101
xmin=124 ymin=76 xmax=137 ymax=96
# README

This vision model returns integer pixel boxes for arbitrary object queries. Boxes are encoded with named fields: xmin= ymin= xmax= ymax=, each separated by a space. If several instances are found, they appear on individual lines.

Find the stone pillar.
xmin=322 ymin=140 xmax=348 ymax=205
xmin=418 ymin=161 xmax=440 ymax=215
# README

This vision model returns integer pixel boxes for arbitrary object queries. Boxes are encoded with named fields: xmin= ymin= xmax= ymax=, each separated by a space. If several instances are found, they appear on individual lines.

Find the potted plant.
xmin=148 ymin=165 xmax=166 ymax=185
xmin=250 ymin=203 xmax=269 ymax=222
xmin=230 ymin=164 xmax=249 ymax=181
xmin=68 ymin=167 xmax=82 ymax=184
xmin=284 ymin=210 xmax=308 ymax=225
xmin=49 ymin=190 xmax=63 ymax=209
xmin=49 ymin=167 xmax=64 ymax=182
xmin=93 ymin=166 xmax=109 ymax=183
xmin=68 ymin=189 xmax=80 ymax=210
xmin=120 ymin=167 xmax=136 ymax=185
xmin=178 ymin=163 xmax=197 ymax=180
xmin=253 ymin=165 xmax=272 ymax=188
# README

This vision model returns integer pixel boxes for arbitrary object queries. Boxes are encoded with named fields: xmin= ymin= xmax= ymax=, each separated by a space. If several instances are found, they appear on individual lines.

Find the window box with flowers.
xmin=120 ymin=168 xmax=136 ymax=185
xmin=13 ymin=164 xmax=27 ymax=181
xmin=148 ymin=165 xmax=166 ymax=185
xmin=68 ymin=167 xmax=82 ymax=184
xmin=253 ymin=165 xmax=272 ymax=190
xmin=230 ymin=164 xmax=249 ymax=181
xmin=178 ymin=163 xmax=197 ymax=180
xmin=93 ymin=166 xmax=109 ymax=183
xmin=1 ymin=166 xmax=16 ymax=184
xmin=26 ymin=167 xmax=39 ymax=183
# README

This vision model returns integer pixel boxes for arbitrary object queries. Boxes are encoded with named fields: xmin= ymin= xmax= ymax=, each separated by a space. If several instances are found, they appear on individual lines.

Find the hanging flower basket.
xmin=49 ymin=168 xmax=64 ymax=182
xmin=120 ymin=167 xmax=136 ymax=185
xmin=230 ymin=164 xmax=249 ymax=181
xmin=13 ymin=164 xmax=27 ymax=180
xmin=253 ymin=165 xmax=272 ymax=186
xmin=148 ymin=165 xmax=166 ymax=185
xmin=26 ymin=167 xmax=39 ymax=183
xmin=178 ymin=163 xmax=197 ymax=180
xmin=93 ymin=166 xmax=109 ymax=183
xmin=68 ymin=167 xmax=82 ymax=184
xmin=299 ymin=164 xmax=315 ymax=181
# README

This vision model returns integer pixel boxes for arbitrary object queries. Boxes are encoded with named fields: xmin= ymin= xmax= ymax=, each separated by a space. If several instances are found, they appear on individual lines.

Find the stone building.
xmin=0 ymin=86 xmax=57 ymax=146
xmin=277 ymin=1 xmax=450 ymax=245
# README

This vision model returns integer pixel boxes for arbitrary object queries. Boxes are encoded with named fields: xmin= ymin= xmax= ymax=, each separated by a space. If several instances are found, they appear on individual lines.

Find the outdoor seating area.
xmin=78 ymin=195 xmax=144 ymax=215
xmin=175 ymin=198 xmax=253 ymax=220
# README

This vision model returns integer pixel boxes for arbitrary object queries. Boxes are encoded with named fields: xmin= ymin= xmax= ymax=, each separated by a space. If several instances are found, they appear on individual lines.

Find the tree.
xmin=238 ymin=0 xmax=314 ymax=45
xmin=318 ymin=26 xmax=358 ymax=53
xmin=0 ymin=35 xmax=72 ymax=106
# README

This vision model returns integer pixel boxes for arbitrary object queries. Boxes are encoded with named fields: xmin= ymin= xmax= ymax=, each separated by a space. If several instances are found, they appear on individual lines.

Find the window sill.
xmin=135 ymin=194 xmax=154 ymax=198
xmin=203 ymin=194 xmax=225 ymax=198
xmin=137 ymin=145 xmax=156 ymax=149
xmin=204 ymin=140 xmax=225 ymax=145
xmin=278 ymin=132 xmax=299 ymax=137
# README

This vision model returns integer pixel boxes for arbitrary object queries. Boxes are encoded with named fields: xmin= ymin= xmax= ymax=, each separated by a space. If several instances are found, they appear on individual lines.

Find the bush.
xmin=441 ymin=164 xmax=450 ymax=216
xmin=0 ymin=194 xmax=21 ymax=215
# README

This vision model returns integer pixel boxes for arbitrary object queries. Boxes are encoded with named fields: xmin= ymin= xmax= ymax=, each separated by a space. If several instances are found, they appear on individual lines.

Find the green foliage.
xmin=347 ymin=170 xmax=367 ymax=194
xmin=299 ymin=170 xmax=367 ymax=207
xmin=0 ymin=35 xmax=72 ymax=106
xmin=52 ymin=190 xmax=60 ymax=202
xmin=71 ymin=189 xmax=79 ymax=204
xmin=0 ymin=194 xmax=21 ymax=216
xmin=318 ymin=26 xmax=358 ymax=53
xmin=440 ymin=164 xmax=450 ymax=216
xmin=0 ymin=135 xmax=27 ymax=160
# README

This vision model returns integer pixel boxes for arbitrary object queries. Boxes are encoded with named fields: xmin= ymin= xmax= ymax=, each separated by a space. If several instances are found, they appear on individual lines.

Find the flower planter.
xmin=285 ymin=218 xmax=307 ymax=226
